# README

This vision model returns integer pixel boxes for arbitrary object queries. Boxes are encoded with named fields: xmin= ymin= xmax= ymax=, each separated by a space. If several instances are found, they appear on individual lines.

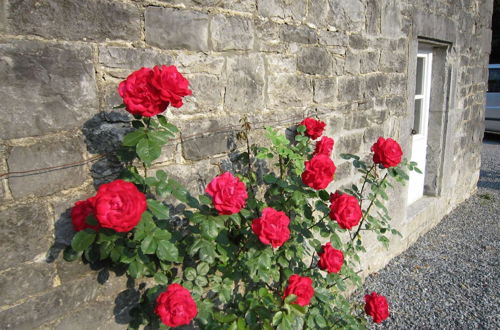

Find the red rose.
xmin=329 ymin=191 xmax=362 ymax=230
xmin=205 ymin=172 xmax=248 ymax=215
xmin=299 ymin=117 xmax=326 ymax=140
xmin=251 ymin=207 xmax=290 ymax=248
xmin=71 ymin=198 xmax=100 ymax=232
xmin=301 ymin=155 xmax=336 ymax=190
xmin=92 ymin=180 xmax=147 ymax=232
xmin=118 ymin=67 xmax=168 ymax=117
xmin=151 ymin=65 xmax=192 ymax=108
xmin=364 ymin=292 xmax=389 ymax=323
xmin=371 ymin=137 xmax=403 ymax=168
xmin=155 ymin=283 xmax=198 ymax=327
xmin=318 ymin=242 xmax=344 ymax=273
xmin=313 ymin=136 xmax=334 ymax=157
xmin=283 ymin=274 xmax=314 ymax=306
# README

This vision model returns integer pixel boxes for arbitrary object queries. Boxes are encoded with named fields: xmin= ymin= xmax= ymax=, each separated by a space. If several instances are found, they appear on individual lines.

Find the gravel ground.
xmin=358 ymin=134 xmax=500 ymax=329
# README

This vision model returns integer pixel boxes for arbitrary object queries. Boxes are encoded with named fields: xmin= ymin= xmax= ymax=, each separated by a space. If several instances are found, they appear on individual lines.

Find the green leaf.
xmin=148 ymin=130 xmax=174 ymax=145
xmin=113 ymin=103 xmax=126 ymax=109
xmin=414 ymin=166 xmax=423 ymax=174
xmin=154 ymin=229 xmax=172 ymax=241
xmin=284 ymin=294 xmax=297 ymax=304
xmin=199 ymin=194 xmax=212 ymax=205
xmin=263 ymin=174 xmax=277 ymax=184
xmin=147 ymin=199 xmax=169 ymax=219
xmin=314 ymin=314 xmax=327 ymax=328
xmin=63 ymin=246 xmax=81 ymax=262
xmin=128 ymin=260 xmax=145 ymax=278
xmin=196 ymin=262 xmax=210 ymax=276
xmin=153 ymin=272 xmax=168 ymax=285
xmin=85 ymin=215 xmax=98 ymax=227
xmin=195 ymin=276 xmax=208 ymax=287
xmin=184 ymin=267 xmax=197 ymax=281
xmin=200 ymin=217 xmax=222 ymax=239
xmin=123 ymin=129 xmax=146 ymax=146
xmin=318 ymin=190 xmax=330 ymax=201
xmin=340 ymin=153 xmax=360 ymax=160
xmin=157 ymin=240 xmax=178 ymax=262
xmin=272 ymin=312 xmax=283 ymax=326
xmin=140 ymin=235 xmax=158 ymax=254
xmin=296 ymin=125 xmax=306 ymax=133
xmin=163 ymin=122 xmax=179 ymax=133
xmin=136 ymin=137 xmax=161 ymax=165
xmin=71 ymin=229 xmax=97 ymax=252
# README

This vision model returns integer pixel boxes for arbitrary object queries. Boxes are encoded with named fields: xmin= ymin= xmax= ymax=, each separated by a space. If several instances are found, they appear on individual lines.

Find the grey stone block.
xmin=267 ymin=73 xmax=313 ymax=109
xmin=306 ymin=0 xmax=329 ymax=28
xmin=0 ymin=204 xmax=52 ymax=270
xmin=337 ymin=76 xmax=362 ymax=102
xmin=181 ymin=119 xmax=238 ymax=161
xmin=297 ymin=47 xmax=332 ymax=75
xmin=334 ymin=132 xmax=363 ymax=155
xmin=256 ymin=0 xmax=306 ymax=20
xmin=211 ymin=14 xmax=254 ymax=51
xmin=7 ymin=136 xmax=87 ymax=199
xmin=184 ymin=73 xmax=224 ymax=113
xmin=224 ymin=54 xmax=265 ymax=113
xmin=0 ymin=276 xmax=101 ymax=329
xmin=318 ymin=31 xmax=348 ymax=47
xmin=160 ymin=159 xmax=219 ymax=196
xmin=0 ymin=263 xmax=57 ymax=305
xmin=99 ymin=46 xmax=174 ymax=71
xmin=7 ymin=0 xmax=141 ymax=41
xmin=334 ymin=161 xmax=352 ymax=181
xmin=360 ymin=50 xmax=380 ymax=73
xmin=145 ymin=7 xmax=209 ymax=51
xmin=327 ymin=0 xmax=365 ymax=32
xmin=254 ymin=19 xmax=285 ymax=52
xmin=281 ymin=24 xmax=318 ymax=44
xmin=314 ymin=78 xmax=337 ymax=104
xmin=53 ymin=302 xmax=121 ymax=330
xmin=349 ymin=34 xmax=368 ymax=50
xmin=0 ymin=40 xmax=98 ymax=139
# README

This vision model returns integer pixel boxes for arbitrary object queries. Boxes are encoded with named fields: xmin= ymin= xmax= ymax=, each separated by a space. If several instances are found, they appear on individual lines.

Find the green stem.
xmin=350 ymin=173 xmax=389 ymax=245
xmin=360 ymin=164 xmax=376 ymax=207
xmin=308 ymin=214 xmax=329 ymax=230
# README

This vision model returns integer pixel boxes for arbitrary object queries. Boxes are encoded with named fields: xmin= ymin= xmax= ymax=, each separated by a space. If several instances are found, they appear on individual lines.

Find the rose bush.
xmin=64 ymin=64 xmax=421 ymax=329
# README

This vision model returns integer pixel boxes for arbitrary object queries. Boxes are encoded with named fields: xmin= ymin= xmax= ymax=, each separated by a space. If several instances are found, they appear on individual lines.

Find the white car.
xmin=486 ymin=64 xmax=500 ymax=132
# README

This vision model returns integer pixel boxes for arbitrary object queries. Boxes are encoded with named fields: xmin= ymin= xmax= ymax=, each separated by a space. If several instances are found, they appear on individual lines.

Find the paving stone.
xmin=7 ymin=0 xmax=141 ymax=41
xmin=0 ymin=40 xmax=98 ymax=139
xmin=145 ymin=7 xmax=209 ymax=51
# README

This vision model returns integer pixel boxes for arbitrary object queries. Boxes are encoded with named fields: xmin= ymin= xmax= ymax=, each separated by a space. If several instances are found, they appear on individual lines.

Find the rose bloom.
xmin=301 ymin=154 xmax=336 ymax=190
xmin=92 ymin=180 xmax=147 ymax=232
xmin=313 ymin=136 xmax=334 ymax=157
xmin=299 ymin=117 xmax=326 ymax=140
xmin=155 ymin=284 xmax=198 ymax=327
xmin=118 ymin=67 xmax=168 ymax=117
xmin=205 ymin=172 xmax=248 ymax=215
xmin=318 ymin=242 xmax=344 ymax=273
xmin=283 ymin=274 xmax=314 ymax=306
xmin=329 ymin=191 xmax=362 ymax=230
xmin=71 ymin=198 xmax=100 ymax=232
xmin=151 ymin=65 xmax=192 ymax=108
xmin=371 ymin=137 xmax=403 ymax=168
xmin=364 ymin=292 xmax=389 ymax=323
xmin=251 ymin=207 xmax=290 ymax=248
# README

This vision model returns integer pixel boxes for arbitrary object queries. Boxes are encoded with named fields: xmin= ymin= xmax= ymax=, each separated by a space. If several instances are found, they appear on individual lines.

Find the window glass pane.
xmin=413 ymin=99 xmax=422 ymax=134
xmin=488 ymin=69 xmax=500 ymax=92
xmin=415 ymin=57 xmax=424 ymax=95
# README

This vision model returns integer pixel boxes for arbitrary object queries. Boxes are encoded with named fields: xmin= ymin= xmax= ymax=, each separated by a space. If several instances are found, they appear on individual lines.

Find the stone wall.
xmin=0 ymin=0 xmax=492 ymax=328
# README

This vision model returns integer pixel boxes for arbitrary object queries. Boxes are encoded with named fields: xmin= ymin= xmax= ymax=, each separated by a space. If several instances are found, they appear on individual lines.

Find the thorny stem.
xmin=360 ymin=164 xmax=376 ymax=207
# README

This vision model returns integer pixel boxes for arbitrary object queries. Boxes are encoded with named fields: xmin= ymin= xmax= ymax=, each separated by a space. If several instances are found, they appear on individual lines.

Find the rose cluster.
xmin=118 ymin=65 xmax=192 ymax=117
xmin=71 ymin=179 xmax=147 ymax=233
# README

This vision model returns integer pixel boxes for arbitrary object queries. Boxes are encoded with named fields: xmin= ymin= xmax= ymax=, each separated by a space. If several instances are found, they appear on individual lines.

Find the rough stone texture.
xmin=7 ymin=0 xmax=141 ymax=41
xmin=145 ymin=7 xmax=209 ymax=51
xmin=211 ymin=14 xmax=254 ymax=51
xmin=7 ymin=136 xmax=87 ymax=199
xmin=297 ymin=47 xmax=332 ymax=75
xmin=0 ymin=0 xmax=493 ymax=327
xmin=181 ymin=118 xmax=238 ymax=161
xmin=0 ymin=204 xmax=52 ymax=270
xmin=224 ymin=54 xmax=265 ymax=112
xmin=0 ymin=40 xmax=98 ymax=139
xmin=0 ymin=262 xmax=57 ymax=305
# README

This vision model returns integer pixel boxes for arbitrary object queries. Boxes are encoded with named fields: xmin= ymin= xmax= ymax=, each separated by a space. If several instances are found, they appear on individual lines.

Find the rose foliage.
xmin=65 ymin=65 xmax=420 ymax=329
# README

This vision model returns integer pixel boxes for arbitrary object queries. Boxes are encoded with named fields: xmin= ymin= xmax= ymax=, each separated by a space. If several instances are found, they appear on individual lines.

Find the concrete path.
xmin=359 ymin=134 xmax=500 ymax=329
